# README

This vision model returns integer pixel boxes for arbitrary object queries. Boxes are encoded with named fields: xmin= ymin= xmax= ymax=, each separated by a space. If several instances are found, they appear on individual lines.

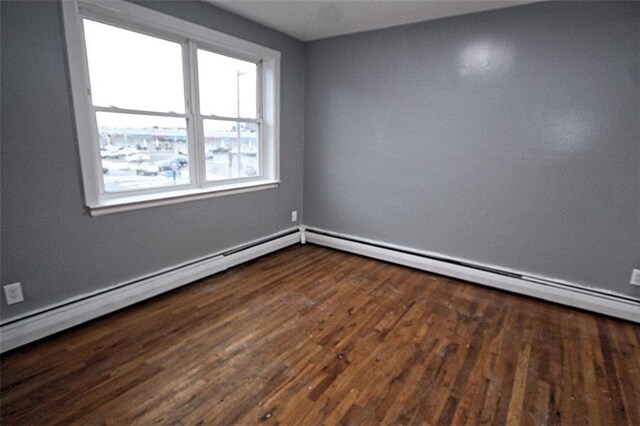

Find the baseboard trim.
xmin=304 ymin=228 xmax=640 ymax=323
xmin=0 ymin=229 xmax=301 ymax=353
xmin=3 ymin=225 xmax=637 ymax=353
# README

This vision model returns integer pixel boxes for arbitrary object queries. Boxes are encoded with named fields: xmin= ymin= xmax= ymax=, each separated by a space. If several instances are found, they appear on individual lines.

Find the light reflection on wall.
xmin=459 ymin=40 xmax=513 ymax=77
xmin=544 ymin=110 xmax=595 ymax=153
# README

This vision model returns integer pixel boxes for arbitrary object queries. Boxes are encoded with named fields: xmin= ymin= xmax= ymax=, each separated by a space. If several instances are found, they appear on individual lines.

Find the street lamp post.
xmin=236 ymin=70 xmax=241 ymax=177
xmin=235 ymin=68 xmax=253 ymax=178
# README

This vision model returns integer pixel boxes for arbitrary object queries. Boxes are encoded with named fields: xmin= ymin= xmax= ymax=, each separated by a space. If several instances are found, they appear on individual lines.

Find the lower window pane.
xmin=96 ymin=112 xmax=190 ymax=192
xmin=203 ymin=120 xmax=259 ymax=181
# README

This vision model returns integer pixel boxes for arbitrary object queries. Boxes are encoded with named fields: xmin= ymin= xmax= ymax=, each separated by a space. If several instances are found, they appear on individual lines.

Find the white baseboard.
xmin=304 ymin=228 xmax=640 ymax=323
xmin=0 ymin=229 xmax=301 ymax=353
xmin=3 ymin=225 xmax=637 ymax=353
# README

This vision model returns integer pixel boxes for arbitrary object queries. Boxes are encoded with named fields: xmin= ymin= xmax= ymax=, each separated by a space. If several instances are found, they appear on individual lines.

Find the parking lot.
xmin=102 ymin=151 xmax=258 ymax=192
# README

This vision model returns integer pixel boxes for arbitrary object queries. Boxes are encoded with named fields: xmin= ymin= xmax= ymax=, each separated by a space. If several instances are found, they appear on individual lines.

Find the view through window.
xmin=197 ymin=49 xmax=259 ymax=182
xmin=83 ymin=19 xmax=262 ymax=194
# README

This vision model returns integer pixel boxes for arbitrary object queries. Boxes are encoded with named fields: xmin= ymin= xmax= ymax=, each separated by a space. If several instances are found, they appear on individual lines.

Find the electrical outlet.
xmin=4 ymin=283 xmax=24 ymax=305
xmin=291 ymin=210 xmax=298 ymax=222
xmin=631 ymin=269 xmax=640 ymax=286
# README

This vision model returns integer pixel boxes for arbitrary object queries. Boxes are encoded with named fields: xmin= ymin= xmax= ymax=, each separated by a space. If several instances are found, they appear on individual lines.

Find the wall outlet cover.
xmin=291 ymin=211 xmax=298 ymax=222
xmin=631 ymin=269 xmax=640 ymax=286
xmin=4 ymin=283 xmax=25 ymax=305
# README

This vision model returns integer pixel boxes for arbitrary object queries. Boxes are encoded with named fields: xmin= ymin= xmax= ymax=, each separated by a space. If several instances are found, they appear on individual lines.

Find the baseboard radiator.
xmin=2 ymin=225 xmax=637 ymax=353
xmin=0 ymin=228 xmax=301 ymax=353
xmin=302 ymin=227 xmax=640 ymax=324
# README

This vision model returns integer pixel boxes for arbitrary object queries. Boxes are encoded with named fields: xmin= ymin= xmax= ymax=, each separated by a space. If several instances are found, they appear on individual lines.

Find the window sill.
xmin=87 ymin=180 xmax=280 ymax=216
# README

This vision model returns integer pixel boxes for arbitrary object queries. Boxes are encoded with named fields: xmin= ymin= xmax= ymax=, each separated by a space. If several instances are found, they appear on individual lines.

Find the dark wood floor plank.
xmin=1 ymin=244 xmax=638 ymax=425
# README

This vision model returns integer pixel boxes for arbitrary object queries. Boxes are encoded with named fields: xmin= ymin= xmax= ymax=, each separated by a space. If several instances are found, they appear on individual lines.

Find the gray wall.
xmin=304 ymin=2 xmax=640 ymax=297
xmin=0 ymin=0 xmax=305 ymax=320
xmin=2 ymin=0 xmax=638 ymax=324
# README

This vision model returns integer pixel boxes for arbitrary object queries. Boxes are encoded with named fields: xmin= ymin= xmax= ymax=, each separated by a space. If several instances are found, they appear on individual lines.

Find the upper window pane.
xmin=83 ymin=19 xmax=185 ymax=113
xmin=197 ymin=49 xmax=257 ymax=119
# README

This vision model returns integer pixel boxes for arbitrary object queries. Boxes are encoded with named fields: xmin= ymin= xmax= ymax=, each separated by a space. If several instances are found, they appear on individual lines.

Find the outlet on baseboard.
xmin=4 ymin=283 xmax=24 ymax=305
xmin=291 ymin=210 xmax=298 ymax=222
xmin=631 ymin=269 xmax=640 ymax=286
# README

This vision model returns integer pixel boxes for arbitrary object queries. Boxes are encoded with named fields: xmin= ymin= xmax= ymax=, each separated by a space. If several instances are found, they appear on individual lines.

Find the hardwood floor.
xmin=1 ymin=245 xmax=638 ymax=425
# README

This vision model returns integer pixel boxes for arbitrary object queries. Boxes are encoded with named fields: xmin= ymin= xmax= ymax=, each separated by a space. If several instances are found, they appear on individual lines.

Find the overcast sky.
xmin=84 ymin=19 xmax=257 ymax=128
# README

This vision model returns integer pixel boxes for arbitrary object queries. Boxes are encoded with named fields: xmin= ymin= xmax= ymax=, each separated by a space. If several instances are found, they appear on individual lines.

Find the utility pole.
xmin=236 ymin=68 xmax=252 ymax=177
xmin=236 ymin=70 xmax=242 ymax=177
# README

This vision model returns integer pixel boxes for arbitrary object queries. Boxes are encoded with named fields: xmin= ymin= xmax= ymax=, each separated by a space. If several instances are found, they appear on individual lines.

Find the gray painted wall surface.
xmin=304 ymin=2 xmax=640 ymax=297
xmin=1 ymin=0 xmax=638 ymax=324
xmin=0 ymin=0 xmax=305 ymax=320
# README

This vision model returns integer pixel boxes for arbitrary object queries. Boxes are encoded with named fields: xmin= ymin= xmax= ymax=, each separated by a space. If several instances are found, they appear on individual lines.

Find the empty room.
xmin=1 ymin=0 xmax=638 ymax=424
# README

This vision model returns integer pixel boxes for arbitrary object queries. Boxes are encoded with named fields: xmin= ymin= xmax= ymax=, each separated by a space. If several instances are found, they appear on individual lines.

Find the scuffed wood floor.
xmin=1 ymin=245 xmax=639 ymax=425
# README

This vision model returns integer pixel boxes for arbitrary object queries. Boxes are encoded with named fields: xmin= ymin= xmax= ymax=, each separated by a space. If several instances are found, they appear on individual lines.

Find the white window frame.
xmin=61 ymin=0 xmax=280 ymax=216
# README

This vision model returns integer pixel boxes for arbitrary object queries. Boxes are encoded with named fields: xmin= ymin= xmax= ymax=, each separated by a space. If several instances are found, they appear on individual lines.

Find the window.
xmin=62 ymin=0 xmax=280 ymax=215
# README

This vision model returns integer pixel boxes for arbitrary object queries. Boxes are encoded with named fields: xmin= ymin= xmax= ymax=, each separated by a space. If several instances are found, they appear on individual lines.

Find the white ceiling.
xmin=207 ymin=0 xmax=539 ymax=42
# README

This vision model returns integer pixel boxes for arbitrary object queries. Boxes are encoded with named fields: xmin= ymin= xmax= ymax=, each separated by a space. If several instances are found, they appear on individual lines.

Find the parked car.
xmin=119 ymin=146 xmax=138 ymax=156
xmin=126 ymin=153 xmax=151 ymax=163
xmin=135 ymin=163 xmax=160 ymax=176
xmin=100 ymin=149 xmax=124 ymax=159
xmin=156 ymin=156 xmax=188 ymax=171
xmin=243 ymin=165 xmax=257 ymax=176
